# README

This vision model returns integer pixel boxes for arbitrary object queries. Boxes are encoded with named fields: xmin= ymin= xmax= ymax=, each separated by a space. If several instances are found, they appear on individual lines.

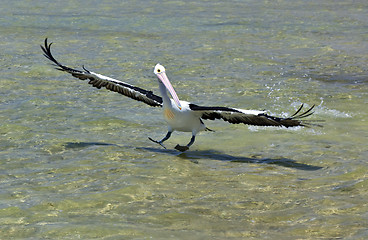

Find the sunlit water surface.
xmin=1 ymin=0 xmax=367 ymax=239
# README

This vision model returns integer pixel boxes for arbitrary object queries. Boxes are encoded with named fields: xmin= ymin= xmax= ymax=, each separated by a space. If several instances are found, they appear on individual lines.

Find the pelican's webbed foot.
xmin=148 ymin=137 xmax=167 ymax=149
xmin=174 ymin=144 xmax=189 ymax=152
xmin=174 ymin=135 xmax=196 ymax=152
xmin=148 ymin=131 xmax=172 ymax=149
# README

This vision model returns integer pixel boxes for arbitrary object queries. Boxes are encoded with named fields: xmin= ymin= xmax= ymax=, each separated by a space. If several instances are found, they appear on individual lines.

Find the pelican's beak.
xmin=155 ymin=70 xmax=182 ymax=110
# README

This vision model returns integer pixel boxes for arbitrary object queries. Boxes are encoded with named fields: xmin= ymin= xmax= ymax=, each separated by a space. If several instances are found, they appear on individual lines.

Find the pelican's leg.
xmin=175 ymin=135 xmax=195 ymax=152
xmin=148 ymin=131 xmax=172 ymax=149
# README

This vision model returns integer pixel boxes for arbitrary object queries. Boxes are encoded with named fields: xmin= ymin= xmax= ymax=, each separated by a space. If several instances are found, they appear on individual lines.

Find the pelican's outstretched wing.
xmin=41 ymin=38 xmax=163 ymax=107
xmin=190 ymin=103 xmax=321 ymax=127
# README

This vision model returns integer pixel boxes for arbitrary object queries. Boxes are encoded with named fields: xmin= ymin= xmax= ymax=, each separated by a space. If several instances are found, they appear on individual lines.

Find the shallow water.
xmin=1 ymin=0 xmax=367 ymax=239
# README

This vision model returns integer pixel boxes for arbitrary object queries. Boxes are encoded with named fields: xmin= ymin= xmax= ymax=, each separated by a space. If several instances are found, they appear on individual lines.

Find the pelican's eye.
xmin=157 ymin=68 xmax=161 ymax=73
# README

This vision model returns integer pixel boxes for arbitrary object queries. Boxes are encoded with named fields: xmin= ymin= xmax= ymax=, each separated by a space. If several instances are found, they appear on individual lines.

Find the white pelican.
xmin=41 ymin=38 xmax=320 ymax=152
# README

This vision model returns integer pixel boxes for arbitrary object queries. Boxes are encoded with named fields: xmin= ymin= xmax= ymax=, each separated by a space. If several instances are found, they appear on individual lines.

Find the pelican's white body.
xmin=162 ymin=99 xmax=205 ymax=134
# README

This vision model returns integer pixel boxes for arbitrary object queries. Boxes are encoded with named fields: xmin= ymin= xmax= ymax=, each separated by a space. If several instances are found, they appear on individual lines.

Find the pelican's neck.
xmin=158 ymin=80 xmax=171 ymax=107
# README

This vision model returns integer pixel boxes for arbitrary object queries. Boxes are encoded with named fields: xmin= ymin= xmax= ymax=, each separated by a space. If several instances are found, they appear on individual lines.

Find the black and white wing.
xmin=41 ymin=38 xmax=163 ymax=107
xmin=190 ymin=103 xmax=319 ymax=127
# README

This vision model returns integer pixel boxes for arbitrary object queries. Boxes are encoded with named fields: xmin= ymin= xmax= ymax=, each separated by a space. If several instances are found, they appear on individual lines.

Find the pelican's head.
xmin=154 ymin=63 xmax=182 ymax=110
xmin=154 ymin=63 xmax=166 ymax=75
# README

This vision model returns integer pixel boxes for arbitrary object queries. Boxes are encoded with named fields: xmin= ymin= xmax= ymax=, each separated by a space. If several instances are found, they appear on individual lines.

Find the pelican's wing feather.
xmin=41 ymin=38 xmax=163 ymax=107
xmin=189 ymin=103 xmax=321 ymax=127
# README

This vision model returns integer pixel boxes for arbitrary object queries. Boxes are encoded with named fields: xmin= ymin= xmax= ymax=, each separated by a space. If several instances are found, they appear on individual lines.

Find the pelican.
xmin=41 ymin=38 xmax=320 ymax=152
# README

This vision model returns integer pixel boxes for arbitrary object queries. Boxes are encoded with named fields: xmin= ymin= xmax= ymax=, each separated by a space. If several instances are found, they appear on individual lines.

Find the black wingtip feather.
xmin=41 ymin=38 xmax=83 ymax=74
xmin=289 ymin=103 xmax=304 ymax=118
xmin=282 ymin=104 xmax=323 ymax=128
xmin=261 ymin=104 xmax=322 ymax=128
xmin=296 ymin=104 xmax=315 ymax=119
xmin=82 ymin=65 xmax=91 ymax=73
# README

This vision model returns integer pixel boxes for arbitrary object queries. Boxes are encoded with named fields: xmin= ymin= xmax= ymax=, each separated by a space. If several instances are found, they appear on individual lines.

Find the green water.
xmin=1 ymin=0 xmax=367 ymax=239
